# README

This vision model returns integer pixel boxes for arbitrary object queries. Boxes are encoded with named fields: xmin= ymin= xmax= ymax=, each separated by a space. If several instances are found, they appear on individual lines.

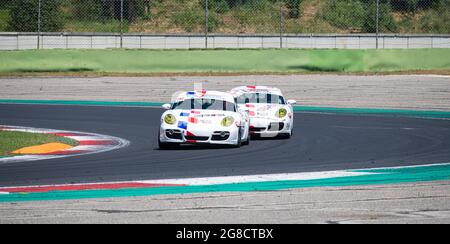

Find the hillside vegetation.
xmin=0 ymin=0 xmax=448 ymax=34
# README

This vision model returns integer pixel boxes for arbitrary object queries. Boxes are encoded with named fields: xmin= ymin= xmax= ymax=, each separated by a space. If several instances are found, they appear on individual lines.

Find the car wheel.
xmin=242 ymin=132 xmax=250 ymax=146
xmin=279 ymin=132 xmax=291 ymax=139
xmin=233 ymin=131 xmax=242 ymax=148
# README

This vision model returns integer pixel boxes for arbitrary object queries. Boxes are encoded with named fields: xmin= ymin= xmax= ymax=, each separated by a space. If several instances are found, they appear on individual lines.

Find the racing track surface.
xmin=1 ymin=104 xmax=450 ymax=187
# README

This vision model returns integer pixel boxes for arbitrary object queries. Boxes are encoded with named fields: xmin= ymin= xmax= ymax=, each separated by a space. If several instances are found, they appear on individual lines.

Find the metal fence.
xmin=0 ymin=0 xmax=449 ymax=49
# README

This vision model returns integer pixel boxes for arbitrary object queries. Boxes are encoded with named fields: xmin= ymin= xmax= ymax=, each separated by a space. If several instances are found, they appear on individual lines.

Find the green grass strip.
xmin=0 ymin=163 xmax=449 ymax=202
xmin=0 ymin=49 xmax=449 ymax=74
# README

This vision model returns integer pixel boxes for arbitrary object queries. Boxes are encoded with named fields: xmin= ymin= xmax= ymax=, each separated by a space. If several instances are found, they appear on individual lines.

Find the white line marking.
xmin=138 ymin=171 xmax=372 ymax=186
xmin=66 ymin=136 xmax=112 ymax=141
xmin=0 ymin=155 xmax=58 ymax=163
xmin=67 ymin=145 xmax=108 ymax=151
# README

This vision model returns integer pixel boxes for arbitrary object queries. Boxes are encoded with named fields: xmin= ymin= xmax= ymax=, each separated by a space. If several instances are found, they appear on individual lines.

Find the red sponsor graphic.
xmin=249 ymin=111 xmax=256 ymax=117
xmin=191 ymin=110 xmax=201 ymax=114
xmin=1 ymin=182 xmax=185 ymax=193
xmin=247 ymin=86 xmax=256 ymax=89
xmin=188 ymin=117 xmax=198 ymax=124
xmin=245 ymin=104 xmax=256 ymax=108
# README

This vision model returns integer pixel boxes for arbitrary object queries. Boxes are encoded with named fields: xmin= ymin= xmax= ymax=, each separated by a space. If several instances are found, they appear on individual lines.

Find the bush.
xmin=171 ymin=7 xmax=219 ymax=32
xmin=200 ymin=0 xmax=230 ymax=14
xmin=419 ymin=0 xmax=450 ymax=33
xmin=320 ymin=0 xmax=366 ymax=31
xmin=286 ymin=0 xmax=301 ymax=19
xmin=68 ymin=0 xmax=106 ymax=21
xmin=7 ymin=0 xmax=63 ymax=32
xmin=362 ymin=2 xmax=397 ymax=33
xmin=320 ymin=0 xmax=398 ymax=33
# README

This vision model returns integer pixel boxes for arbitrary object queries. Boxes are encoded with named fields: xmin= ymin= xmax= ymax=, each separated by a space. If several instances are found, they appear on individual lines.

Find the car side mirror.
xmin=287 ymin=100 xmax=297 ymax=105
xmin=162 ymin=104 xmax=171 ymax=110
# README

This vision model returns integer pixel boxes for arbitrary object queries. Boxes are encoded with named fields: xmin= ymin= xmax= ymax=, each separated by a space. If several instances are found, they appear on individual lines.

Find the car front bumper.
xmin=159 ymin=126 xmax=240 ymax=145
xmin=249 ymin=117 xmax=292 ymax=136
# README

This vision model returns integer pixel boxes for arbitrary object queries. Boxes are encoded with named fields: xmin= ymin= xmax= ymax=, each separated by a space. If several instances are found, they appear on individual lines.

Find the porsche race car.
xmin=159 ymin=90 xmax=250 ymax=149
xmin=230 ymin=86 xmax=296 ymax=138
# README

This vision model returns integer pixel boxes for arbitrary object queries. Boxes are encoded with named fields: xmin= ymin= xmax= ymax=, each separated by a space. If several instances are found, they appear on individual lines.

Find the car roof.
xmin=175 ymin=90 xmax=236 ymax=103
xmin=230 ymin=86 xmax=283 ymax=97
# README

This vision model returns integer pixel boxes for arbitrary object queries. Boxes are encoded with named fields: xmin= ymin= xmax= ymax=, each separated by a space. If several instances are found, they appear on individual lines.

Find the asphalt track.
xmin=1 ymin=104 xmax=450 ymax=187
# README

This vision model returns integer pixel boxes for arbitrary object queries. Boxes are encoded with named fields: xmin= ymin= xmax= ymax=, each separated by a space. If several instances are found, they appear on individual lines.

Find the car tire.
xmin=233 ymin=131 xmax=242 ymax=148
xmin=242 ymin=132 xmax=250 ymax=146
xmin=279 ymin=132 xmax=291 ymax=139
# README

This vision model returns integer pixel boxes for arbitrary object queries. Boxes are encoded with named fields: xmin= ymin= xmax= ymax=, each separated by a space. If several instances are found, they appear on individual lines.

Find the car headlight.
xmin=221 ymin=116 xmax=235 ymax=127
xmin=164 ymin=114 xmax=176 ymax=125
xmin=276 ymin=108 xmax=287 ymax=118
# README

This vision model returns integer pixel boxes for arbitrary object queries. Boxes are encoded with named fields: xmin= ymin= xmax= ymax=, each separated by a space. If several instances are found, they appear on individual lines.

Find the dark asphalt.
xmin=1 ymin=104 xmax=450 ymax=187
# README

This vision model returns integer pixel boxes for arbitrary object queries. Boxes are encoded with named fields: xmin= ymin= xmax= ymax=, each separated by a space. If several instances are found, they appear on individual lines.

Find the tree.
xmin=7 ymin=0 xmax=63 ymax=32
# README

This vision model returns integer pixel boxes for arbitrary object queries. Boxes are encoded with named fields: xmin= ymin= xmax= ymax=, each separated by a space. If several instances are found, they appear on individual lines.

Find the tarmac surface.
xmin=1 ymin=104 xmax=449 ymax=187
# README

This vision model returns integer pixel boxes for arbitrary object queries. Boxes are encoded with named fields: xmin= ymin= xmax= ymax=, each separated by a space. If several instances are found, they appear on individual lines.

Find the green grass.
xmin=0 ymin=131 xmax=78 ymax=157
xmin=0 ymin=49 xmax=449 ymax=74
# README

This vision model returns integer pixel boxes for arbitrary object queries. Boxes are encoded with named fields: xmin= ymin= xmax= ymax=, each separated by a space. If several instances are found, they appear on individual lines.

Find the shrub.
xmin=419 ymin=0 xmax=450 ymax=33
xmin=286 ymin=0 xmax=301 ymax=19
xmin=320 ymin=0 xmax=366 ymax=31
xmin=7 ymin=0 xmax=63 ymax=32
xmin=362 ymin=2 xmax=397 ymax=33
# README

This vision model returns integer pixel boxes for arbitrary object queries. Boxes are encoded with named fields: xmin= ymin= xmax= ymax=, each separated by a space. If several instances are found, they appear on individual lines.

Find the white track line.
xmin=138 ymin=171 xmax=372 ymax=186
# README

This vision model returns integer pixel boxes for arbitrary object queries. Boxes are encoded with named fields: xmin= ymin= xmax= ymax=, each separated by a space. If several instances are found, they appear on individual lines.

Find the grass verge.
xmin=0 ymin=49 xmax=449 ymax=75
xmin=0 ymin=131 xmax=78 ymax=157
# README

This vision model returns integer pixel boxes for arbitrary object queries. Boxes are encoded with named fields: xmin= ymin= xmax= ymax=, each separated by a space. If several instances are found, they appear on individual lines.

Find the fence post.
xmin=376 ymin=0 xmax=380 ymax=49
xmin=205 ymin=0 xmax=209 ymax=49
xmin=120 ymin=0 xmax=124 ymax=49
xmin=279 ymin=0 xmax=284 ymax=49
xmin=37 ymin=0 xmax=41 ymax=49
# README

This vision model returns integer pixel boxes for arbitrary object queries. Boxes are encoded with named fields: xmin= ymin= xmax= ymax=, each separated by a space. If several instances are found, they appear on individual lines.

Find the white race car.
xmin=159 ymin=90 xmax=250 ymax=149
xmin=230 ymin=86 xmax=296 ymax=138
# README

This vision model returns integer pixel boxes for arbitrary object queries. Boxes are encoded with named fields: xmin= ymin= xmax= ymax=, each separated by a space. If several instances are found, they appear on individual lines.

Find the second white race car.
xmin=230 ymin=86 xmax=296 ymax=138
xmin=159 ymin=90 xmax=250 ymax=149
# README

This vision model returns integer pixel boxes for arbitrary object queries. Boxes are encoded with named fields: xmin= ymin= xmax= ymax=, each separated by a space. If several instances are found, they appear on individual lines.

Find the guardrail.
xmin=1 ymin=33 xmax=449 ymax=50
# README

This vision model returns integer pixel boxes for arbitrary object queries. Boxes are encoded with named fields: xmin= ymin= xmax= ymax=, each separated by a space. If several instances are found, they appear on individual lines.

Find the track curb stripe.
xmin=0 ymin=125 xmax=129 ymax=164
xmin=0 ymin=163 xmax=449 ymax=202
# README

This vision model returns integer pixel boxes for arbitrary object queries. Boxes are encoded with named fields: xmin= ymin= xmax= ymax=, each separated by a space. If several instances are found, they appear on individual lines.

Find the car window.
xmin=173 ymin=99 xmax=236 ymax=112
xmin=236 ymin=93 xmax=286 ymax=105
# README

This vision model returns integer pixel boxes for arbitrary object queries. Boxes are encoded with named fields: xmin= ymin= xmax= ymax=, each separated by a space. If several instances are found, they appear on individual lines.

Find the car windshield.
xmin=172 ymin=98 xmax=236 ymax=112
xmin=236 ymin=93 xmax=286 ymax=105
